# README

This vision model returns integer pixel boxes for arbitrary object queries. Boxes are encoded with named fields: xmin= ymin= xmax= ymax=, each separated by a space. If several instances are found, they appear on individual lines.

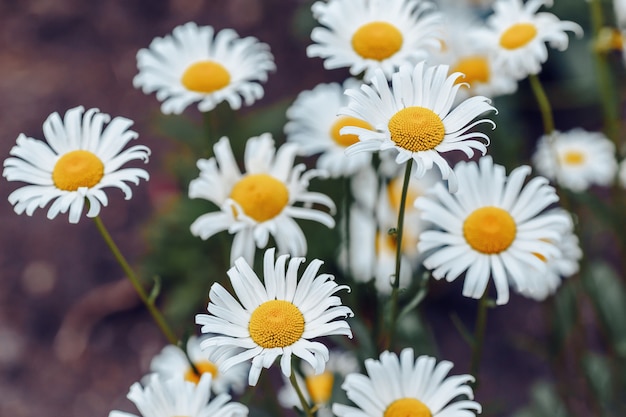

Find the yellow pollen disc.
xmin=384 ymin=398 xmax=432 ymax=417
xmin=451 ymin=55 xmax=490 ymax=86
xmin=184 ymin=360 xmax=218 ymax=385
xmin=387 ymin=177 xmax=421 ymax=212
xmin=52 ymin=150 xmax=104 ymax=191
xmin=249 ymin=300 xmax=305 ymax=348
xmin=181 ymin=60 xmax=231 ymax=93
xmin=388 ymin=107 xmax=445 ymax=152
xmin=305 ymin=371 xmax=334 ymax=404
xmin=499 ymin=22 xmax=538 ymax=50
xmin=230 ymin=174 xmax=289 ymax=222
xmin=561 ymin=150 xmax=585 ymax=165
xmin=329 ymin=116 xmax=373 ymax=147
xmin=351 ymin=21 xmax=404 ymax=60
xmin=463 ymin=206 xmax=517 ymax=254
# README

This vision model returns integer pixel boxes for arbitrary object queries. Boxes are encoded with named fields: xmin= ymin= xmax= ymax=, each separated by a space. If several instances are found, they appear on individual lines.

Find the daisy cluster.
xmin=5 ymin=0 xmax=626 ymax=416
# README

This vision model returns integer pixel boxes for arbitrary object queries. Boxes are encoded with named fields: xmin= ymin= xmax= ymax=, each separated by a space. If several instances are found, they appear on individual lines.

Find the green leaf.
xmin=583 ymin=262 xmax=626 ymax=357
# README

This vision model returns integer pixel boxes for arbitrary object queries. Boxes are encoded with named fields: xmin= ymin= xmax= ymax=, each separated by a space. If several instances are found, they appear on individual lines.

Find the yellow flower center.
xmin=388 ymin=107 xmax=445 ymax=152
xmin=184 ymin=360 xmax=218 ymax=385
xmin=52 ymin=150 xmax=104 ymax=191
xmin=329 ymin=116 xmax=373 ymax=147
xmin=499 ymin=23 xmax=538 ymax=50
xmin=249 ymin=300 xmax=305 ymax=348
xmin=230 ymin=174 xmax=289 ymax=222
xmin=305 ymin=371 xmax=334 ymax=404
xmin=181 ymin=60 xmax=231 ymax=93
xmin=384 ymin=398 xmax=432 ymax=417
xmin=451 ymin=55 xmax=490 ymax=86
xmin=463 ymin=206 xmax=517 ymax=254
xmin=387 ymin=177 xmax=421 ymax=212
xmin=561 ymin=150 xmax=585 ymax=165
xmin=351 ymin=21 xmax=404 ymax=61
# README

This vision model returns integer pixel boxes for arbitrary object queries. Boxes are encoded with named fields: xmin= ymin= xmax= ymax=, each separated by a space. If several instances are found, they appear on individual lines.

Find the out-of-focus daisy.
xmin=333 ymin=348 xmax=481 ymax=417
xmin=615 ymin=0 xmax=626 ymax=28
xmin=341 ymin=62 xmax=496 ymax=192
xmin=516 ymin=210 xmax=581 ymax=301
xmin=307 ymin=0 xmax=442 ymax=81
xmin=474 ymin=0 xmax=582 ymax=80
xmin=149 ymin=335 xmax=248 ymax=394
xmin=285 ymin=79 xmax=374 ymax=178
xmin=188 ymin=134 xmax=335 ymax=264
xmin=416 ymin=156 xmax=571 ymax=305
xmin=342 ymin=168 xmax=435 ymax=294
xmin=432 ymin=11 xmax=518 ymax=100
xmin=196 ymin=247 xmax=353 ymax=386
xmin=109 ymin=373 xmax=247 ymax=417
xmin=532 ymin=128 xmax=617 ymax=192
xmin=133 ymin=22 xmax=275 ymax=114
xmin=3 ymin=106 xmax=149 ymax=224
xmin=278 ymin=350 xmax=360 ymax=417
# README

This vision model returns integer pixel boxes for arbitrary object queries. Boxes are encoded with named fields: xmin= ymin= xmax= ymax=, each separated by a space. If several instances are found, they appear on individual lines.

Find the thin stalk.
xmin=387 ymin=159 xmax=413 ymax=350
xmin=289 ymin=370 xmax=314 ymax=417
xmin=93 ymin=216 xmax=178 ymax=345
xmin=469 ymin=291 xmax=489 ymax=389
xmin=528 ymin=73 xmax=555 ymax=135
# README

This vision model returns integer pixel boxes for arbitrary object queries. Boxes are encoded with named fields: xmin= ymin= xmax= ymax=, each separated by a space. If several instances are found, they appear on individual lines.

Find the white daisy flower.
xmin=109 ymin=373 xmax=247 ymax=417
xmin=474 ymin=0 xmax=583 ymax=80
xmin=278 ymin=350 xmax=360 ymax=417
xmin=341 ymin=62 xmax=497 ymax=193
xmin=415 ymin=156 xmax=571 ymax=305
xmin=149 ymin=335 xmax=248 ymax=394
xmin=516 ymin=209 xmax=581 ymax=301
xmin=3 ymin=106 xmax=149 ymax=224
xmin=342 ymin=169 xmax=434 ymax=294
xmin=307 ymin=0 xmax=442 ymax=81
xmin=333 ymin=348 xmax=481 ymax=417
xmin=285 ymin=79 xmax=374 ymax=178
xmin=188 ymin=133 xmax=336 ymax=264
xmin=432 ymin=11 xmax=518 ymax=100
xmin=133 ymin=22 xmax=275 ymax=114
xmin=195 ymin=247 xmax=353 ymax=386
xmin=532 ymin=128 xmax=618 ymax=192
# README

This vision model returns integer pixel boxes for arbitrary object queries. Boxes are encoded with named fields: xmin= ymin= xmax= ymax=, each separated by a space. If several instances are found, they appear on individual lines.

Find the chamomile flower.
xmin=516 ymin=210 xmax=581 ymax=301
xmin=333 ymin=348 xmax=481 ymax=417
xmin=433 ymin=12 xmax=518 ymax=100
xmin=3 ymin=106 xmax=150 ymax=224
xmin=416 ymin=156 xmax=570 ymax=305
xmin=149 ymin=335 xmax=248 ymax=394
xmin=109 ymin=373 xmax=247 ymax=417
xmin=278 ymin=350 xmax=360 ymax=417
xmin=285 ymin=79 xmax=373 ymax=178
xmin=532 ymin=129 xmax=617 ymax=192
xmin=342 ymin=169 xmax=433 ymax=294
xmin=474 ymin=0 xmax=582 ymax=80
xmin=341 ymin=62 xmax=496 ymax=192
xmin=133 ymin=22 xmax=275 ymax=114
xmin=307 ymin=0 xmax=442 ymax=81
xmin=195 ymin=247 xmax=353 ymax=386
xmin=188 ymin=133 xmax=335 ymax=264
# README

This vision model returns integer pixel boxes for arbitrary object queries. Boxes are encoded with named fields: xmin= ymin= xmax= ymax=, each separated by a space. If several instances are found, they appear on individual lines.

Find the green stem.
xmin=589 ymin=0 xmax=621 ymax=147
xmin=289 ymin=369 xmax=314 ymax=417
xmin=528 ymin=73 xmax=555 ymax=135
xmin=93 ymin=216 xmax=178 ymax=345
xmin=469 ymin=291 xmax=489 ymax=389
xmin=387 ymin=159 xmax=413 ymax=350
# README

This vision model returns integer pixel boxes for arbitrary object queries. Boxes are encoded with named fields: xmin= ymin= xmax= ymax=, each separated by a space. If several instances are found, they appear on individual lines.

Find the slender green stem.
xmin=343 ymin=177 xmax=352 ymax=280
xmin=289 ymin=370 xmax=314 ymax=417
xmin=93 ymin=216 xmax=178 ymax=345
xmin=528 ymin=73 xmax=555 ymax=135
xmin=202 ymin=110 xmax=218 ymax=158
xmin=387 ymin=159 xmax=413 ymax=350
xmin=469 ymin=291 xmax=490 ymax=389
xmin=589 ymin=0 xmax=621 ymax=147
